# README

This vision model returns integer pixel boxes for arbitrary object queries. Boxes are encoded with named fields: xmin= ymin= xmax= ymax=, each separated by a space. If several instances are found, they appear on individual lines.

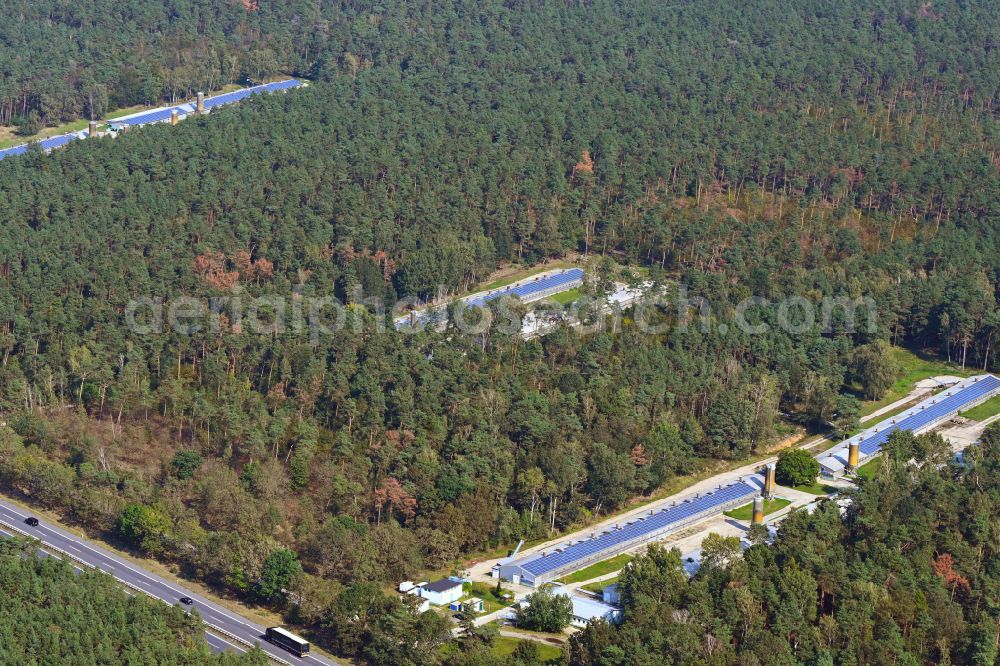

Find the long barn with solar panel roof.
xmin=395 ymin=267 xmax=585 ymax=330
xmin=497 ymin=479 xmax=759 ymax=587
xmin=0 ymin=129 xmax=92 ymax=160
xmin=818 ymin=374 xmax=1000 ymax=476
xmin=0 ymin=79 xmax=304 ymax=163
xmin=108 ymin=79 xmax=303 ymax=132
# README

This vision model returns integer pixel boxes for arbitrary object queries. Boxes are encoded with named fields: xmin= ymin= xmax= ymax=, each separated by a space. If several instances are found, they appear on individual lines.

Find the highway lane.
xmin=3 ymin=522 xmax=239 ymax=655
xmin=0 ymin=500 xmax=337 ymax=665
xmin=205 ymin=632 xmax=244 ymax=655
xmin=0 ymin=517 xmax=248 ymax=657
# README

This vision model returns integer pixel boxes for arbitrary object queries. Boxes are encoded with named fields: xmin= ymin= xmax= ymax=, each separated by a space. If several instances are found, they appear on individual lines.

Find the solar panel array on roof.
xmin=0 ymin=131 xmax=88 ymax=162
xmin=0 ymin=144 xmax=29 ymax=160
xmin=109 ymin=80 xmax=302 ymax=130
xmin=518 ymin=481 xmax=757 ymax=577
xmin=819 ymin=374 xmax=1000 ymax=473
xmin=40 ymin=132 xmax=87 ymax=149
xmin=203 ymin=79 xmax=302 ymax=109
xmin=464 ymin=268 xmax=584 ymax=310
xmin=1 ymin=80 xmax=304 ymax=162
xmin=397 ymin=268 xmax=585 ymax=329
xmin=111 ymin=106 xmax=187 ymax=128
xmin=856 ymin=375 xmax=1000 ymax=455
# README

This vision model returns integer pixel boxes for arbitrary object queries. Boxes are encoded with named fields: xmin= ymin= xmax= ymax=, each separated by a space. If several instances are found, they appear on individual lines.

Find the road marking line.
xmin=2 ymin=504 xmax=259 ymax=631
xmin=0 ymin=506 xmax=328 ymax=665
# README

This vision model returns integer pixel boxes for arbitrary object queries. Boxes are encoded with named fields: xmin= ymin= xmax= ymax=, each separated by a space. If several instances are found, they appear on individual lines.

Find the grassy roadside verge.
xmin=723 ymin=498 xmax=791 ymax=520
xmin=792 ymin=481 xmax=838 ymax=495
xmin=547 ymin=288 xmax=582 ymax=305
xmin=493 ymin=635 xmax=563 ymax=661
xmin=855 ymin=458 xmax=880 ymax=480
xmin=581 ymin=576 xmax=617 ymax=593
xmin=960 ymin=394 xmax=1000 ymax=421
xmin=555 ymin=554 xmax=632 ymax=585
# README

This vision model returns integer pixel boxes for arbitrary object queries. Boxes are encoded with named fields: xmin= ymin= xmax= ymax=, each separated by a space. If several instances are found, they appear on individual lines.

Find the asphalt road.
xmin=1 ymin=521 xmax=239 ymax=656
xmin=0 ymin=500 xmax=337 ymax=665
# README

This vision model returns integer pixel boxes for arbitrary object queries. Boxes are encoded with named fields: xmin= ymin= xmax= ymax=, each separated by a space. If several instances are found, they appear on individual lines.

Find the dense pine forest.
xmin=0 ymin=538 xmax=268 ymax=664
xmin=0 ymin=0 xmax=998 ymax=663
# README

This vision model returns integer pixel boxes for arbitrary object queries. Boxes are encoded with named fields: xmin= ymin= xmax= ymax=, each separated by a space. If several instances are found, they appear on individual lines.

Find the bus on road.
xmin=264 ymin=627 xmax=310 ymax=657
